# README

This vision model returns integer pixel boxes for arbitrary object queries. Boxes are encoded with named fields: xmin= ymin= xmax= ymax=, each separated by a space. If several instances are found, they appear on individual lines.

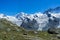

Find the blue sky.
xmin=0 ymin=0 xmax=60 ymax=15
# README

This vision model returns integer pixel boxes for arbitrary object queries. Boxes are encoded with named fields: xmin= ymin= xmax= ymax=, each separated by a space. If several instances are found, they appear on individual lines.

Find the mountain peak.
xmin=44 ymin=6 xmax=60 ymax=14
xmin=0 ymin=14 xmax=6 ymax=18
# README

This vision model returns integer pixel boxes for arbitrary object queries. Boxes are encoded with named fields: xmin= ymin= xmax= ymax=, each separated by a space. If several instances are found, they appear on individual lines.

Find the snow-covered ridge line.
xmin=0 ymin=11 xmax=60 ymax=31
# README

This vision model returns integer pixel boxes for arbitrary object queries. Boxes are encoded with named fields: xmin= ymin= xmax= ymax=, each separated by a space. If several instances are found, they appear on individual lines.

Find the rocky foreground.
xmin=0 ymin=19 xmax=60 ymax=40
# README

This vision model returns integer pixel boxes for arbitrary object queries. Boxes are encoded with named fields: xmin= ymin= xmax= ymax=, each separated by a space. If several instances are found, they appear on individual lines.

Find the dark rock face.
xmin=57 ymin=36 xmax=60 ymax=39
xmin=23 ymin=33 xmax=27 ymax=35
xmin=47 ymin=28 xmax=59 ymax=34
xmin=47 ymin=16 xmax=60 ymax=34
xmin=21 ymin=18 xmax=39 ymax=31
xmin=57 ymin=34 xmax=60 ymax=39
xmin=42 ymin=15 xmax=60 ymax=31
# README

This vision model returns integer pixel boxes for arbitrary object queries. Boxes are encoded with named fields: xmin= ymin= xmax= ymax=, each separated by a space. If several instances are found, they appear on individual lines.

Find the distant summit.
xmin=44 ymin=7 xmax=60 ymax=14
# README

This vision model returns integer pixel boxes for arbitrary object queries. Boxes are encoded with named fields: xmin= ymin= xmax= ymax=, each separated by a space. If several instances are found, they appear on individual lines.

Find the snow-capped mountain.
xmin=0 ymin=14 xmax=6 ymax=18
xmin=44 ymin=7 xmax=60 ymax=14
xmin=0 ymin=7 xmax=60 ymax=31
xmin=15 ymin=12 xmax=49 ymax=31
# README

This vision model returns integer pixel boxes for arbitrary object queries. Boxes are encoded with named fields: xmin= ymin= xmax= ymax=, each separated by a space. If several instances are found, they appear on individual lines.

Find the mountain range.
xmin=0 ymin=7 xmax=60 ymax=31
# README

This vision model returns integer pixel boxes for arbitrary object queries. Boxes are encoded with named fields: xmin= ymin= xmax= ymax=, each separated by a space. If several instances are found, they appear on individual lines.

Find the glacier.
xmin=0 ymin=7 xmax=60 ymax=31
